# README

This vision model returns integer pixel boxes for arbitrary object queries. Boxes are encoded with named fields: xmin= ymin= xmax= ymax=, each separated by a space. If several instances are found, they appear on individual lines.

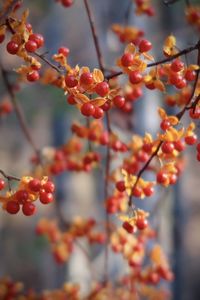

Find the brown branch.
xmin=34 ymin=52 xmax=63 ymax=74
xmin=1 ymin=66 xmax=40 ymax=157
xmin=83 ymin=0 xmax=105 ymax=72
xmin=106 ymin=39 xmax=200 ymax=80
xmin=0 ymin=169 xmax=20 ymax=181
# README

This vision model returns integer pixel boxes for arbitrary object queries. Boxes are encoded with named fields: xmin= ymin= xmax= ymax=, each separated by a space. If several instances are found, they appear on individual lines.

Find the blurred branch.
xmin=0 ymin=0 xmax=20 ymax=25
xmin=0 ymin=65 xmax=40 ymax=158
xmin=83 ymin=0 xmax=105 ymax=73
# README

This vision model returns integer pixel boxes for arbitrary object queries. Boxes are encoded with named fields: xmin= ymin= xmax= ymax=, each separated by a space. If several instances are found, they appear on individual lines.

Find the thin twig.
xmin=83 ymin=0 xmax=105 ymax=72
xmin=1 ymin=65 xmax=40 ymax=157
xmin=0 ymin=169 xmax=20 ymax=181
xmin=34 ymin=52 xmax=63 ymax=74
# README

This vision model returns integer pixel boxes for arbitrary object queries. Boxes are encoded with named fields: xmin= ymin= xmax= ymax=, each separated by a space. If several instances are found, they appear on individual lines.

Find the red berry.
xmin=171 ymin=59 xmax=184 ymax=72
xmin=161 ymin=141 xmax=175 ymax=154
xmin=92 ymin=106 xmax=104 ymax=119
xmin=136 ymin=218 xmax=148 ymax=230
xmin=169 ymin=73 xmax=182 ymax=85
xmin=185 ymin=69 xmax=196 ymax=81
xmin=58 ymin=46 xmax=70 ymax=56
xmin=160 ymin=119 xmax=170 ymax=131
xmin=174 ymin=140 xmax=185 ymax=152
xmin=27 ymin=71 xmax=39 ymax=82
xmin=142 ymin=143 xmax=152 ymax=153
xmin=6 ymin=41 xmax=19 ymax=55
xmin=189 ymin=107 xmax=200 ymax=119
xmin=169 ymin=173 xmax=177 ymax=185
xmin=100 ymin=101 xmax=111 ymax=111
xmin=67 ymin=94 xmax=76 ymax=105
xmin=80 ymin=72 xmax=93 ymax=86
xmin=129 ymin=70 xmax=143 ymax=84
xmin=99 ymin=132 xmax=109 ymax=145
xmin=81 ymin=102 xmax=95 ymax=117
xmin=0 ymin=179 xmax=5 ymax=190
xmin=43 ymin=181 xmax=55 ymax=193
xmin=65 ymin=75 xmax=78 ymax=88
xmin=139 ymin=39 xmax=152 ymax=52
xmin=175 ymin=78 xmax=186 ymax=89
xmin=113 ymin=95 xmax=125 ymax=108
xmin=26 ymin=23 xmax=32 ymax=32
xmin=148 ymin=272 xmax=160 ymax=285
xmin=143 ymin=185 xmax=154 ymax=197
xmin=0 ymin=34 xmax=5 ymax=43
xmin=15 ymin=189 xmax=29 ymax=204
xmin=22 ymin=202 xmax=36 ymax=216
xmin=95 ymin=82 xmax=109 ymax=97
xmin=29 ymin=33 xmax=44 ymax=48
xmin=132 ymin=186 xmax=142 ymax=197
xmin=25 ymin=40 xmax=37 ymax=52
xmin=61 ymin=0 xmax=73 ymax=7
xmin=156 ymin=171 xmax=168 ymax=184
xmin=185 ymin=135 xmax=197 ymax=145
xmin=122 ymin=221 xmax=134 ymax=234
xmin=121 ymin=53 xmax=134 ymax=67
xmin=39 ymin=190 xmax=54 ymax=204
xmin=116 ymin=181 xmax=126 ymax=192
xmin=6 ymin=201 xmax=20 ymax=214
xmin=28 ymin=179 xmax=41 ymax=192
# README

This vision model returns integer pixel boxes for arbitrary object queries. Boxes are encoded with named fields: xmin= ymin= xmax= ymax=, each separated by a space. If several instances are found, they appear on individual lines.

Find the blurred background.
xmin=0 ymin=0 xmax=199 ymax=299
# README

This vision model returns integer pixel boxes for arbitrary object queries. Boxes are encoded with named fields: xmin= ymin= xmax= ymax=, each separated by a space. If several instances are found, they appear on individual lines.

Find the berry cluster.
xmin=36 ymin=217 xmax=105 ymax=264
xmin=0 ymin=277 xmax=80 ymax=300
xmin=134 ymin=0 xmax=155 ymax=17
xmin=0 ymin=176 xmax=55 ymax=216
xmin=111 ymin=24 xmax=145 ymax=45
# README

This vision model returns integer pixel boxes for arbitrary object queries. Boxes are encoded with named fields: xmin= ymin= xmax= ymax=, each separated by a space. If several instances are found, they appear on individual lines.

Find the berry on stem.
xmin=129 ymin=70 xmax=143 ymax=84
xmin=95 ymin=82 xmax=109 ymax=97
xmin=81 ymin=102 xmax=95 ymax=117
xmin=6 ymin=201 xmax=20 ymax=214
xmin=139 ymin=39 xmax=152 ymax=52
xmin=6 ymin=41 xmax=19 ymax=55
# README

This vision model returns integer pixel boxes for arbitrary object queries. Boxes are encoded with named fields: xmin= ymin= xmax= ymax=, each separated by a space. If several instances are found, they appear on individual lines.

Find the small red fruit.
xmin=39 ymin=190 xmax=54 ymax=204
xmin=121 ymin=53 xmax=134 ymax=67
xmin=139 ymin=39 xmax=152 ymax=52
xmin=174 ymin=140 xmax=185 ymax=152
xmin=43 ymin=181 xmax=55 ymax=193
xmin=161 ymin=141 xmax=175 ymax=154
xmin=25 ymin=40 xmax=37 ymax=52
xmin=0 ymin=179 xmax=5 ymax=190
xmin=58 ymin=46 xmax=70 ymax=56
xmin=80 ymin=72 xmax=93 ymax=86
xmin=116 ymin=181 xmax=126 ymax=192
xmin=157 ymin=171 xmax=168 ymax=184
xmin=132 ymin=186 xmax=142 ymax=197
xmin=61 ymin=0 xmax=73 ymax=7
xmin=160 ymin=119 xmax=170 ymax=131
xmin=67 ymin=94 xmax=76 ymax=105
xmin=28 ymin=179 xmax=41 ymax=192
xmin=65 ymin=75 xmax=78 ymax=88
xmin=92 ymin=106 xmax=104 ymax=119
xmin=122 ymin=221 xmax=134 ymax=234
xmin=129 ymin=70 xmax=143 ymax=84
xmin=27 ymin=71 xmax=40 ymax=82
xmin=6 ymin=201 xmax=20 ymax=214
xmin=185 ymin=69 xmax=196 ymax=81
xmin=185 ymin=135 xmax=197 ymax=145
xmin=143 ymin=185 xmax=154 ymax=197
xmin=29 ymin=33 xmax=44 ymax=48
xmin=136 ymin=218 xmax=148 ymax=230
xmin=95 ymin=82 xmax=109 ymax=97
xmin=22 ymin=202 xmax=36 ymax=216
xmin=171 ymin=59 xmax=184 ymax=72
xmin=113 ymin=95 xmax=125 ymax=108
xmin=15 ymin=189 xmax=29 ymax=204
xmin=81 ymin=102 xmax=95 ymax=117
xmin=6 ymin=41 xmax=19 ymax=55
